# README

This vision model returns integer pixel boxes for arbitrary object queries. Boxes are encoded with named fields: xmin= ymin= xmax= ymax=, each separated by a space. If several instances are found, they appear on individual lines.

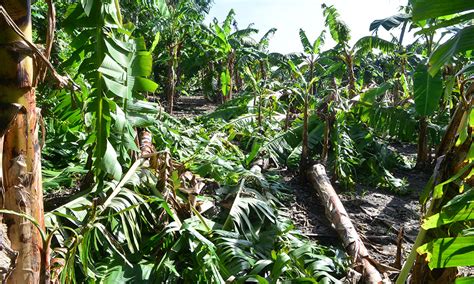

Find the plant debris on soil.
xmin=284 ymin=166 xmax=429 ymax=264
xmin=170 ymin=97 xmax=438 ymax=276
xmin=170 ymin=100 xmax=440 ymax=277
xmin=337 ymin=168 xmax=429 ymax=266
xmin=127 ymin=98 xmax=474 ymax=279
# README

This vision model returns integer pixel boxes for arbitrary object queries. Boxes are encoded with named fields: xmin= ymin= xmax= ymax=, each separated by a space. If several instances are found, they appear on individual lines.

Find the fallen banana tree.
xmin=307 ymin=164 xmax=384 ymax=283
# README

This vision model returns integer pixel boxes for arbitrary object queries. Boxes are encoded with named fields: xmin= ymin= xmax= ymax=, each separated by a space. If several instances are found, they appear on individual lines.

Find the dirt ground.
xmin=173 ymin=95 xmax=218 ymax=118
xmin=283 ymin=167 xmax=425 ymax=280
xmin=285 ymin=164 xmax=474 ymax=280
xmin=284 ymin=168 xmax=428 ymax=261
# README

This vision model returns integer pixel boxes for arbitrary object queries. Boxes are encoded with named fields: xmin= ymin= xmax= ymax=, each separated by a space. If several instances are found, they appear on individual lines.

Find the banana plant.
xmin=299 ymin=29 xmax=325 ymax=96
xmin=62 ymin=0 xmax=158 ymax=182
xmin=397 ymin=0 xmax=474 ymax=282
xmin=286 ymin=59 xmax=319 ymax=173
xmin=207 ymin=9 xmax=258 ymax=103
xmin=395 ymin=0 xmax=473 ymax=168
xmin=154 ymin=0 xmax=211 ymax=113
xmin=322 ymin=4 xmax=356 ymax=97
xmin=236 ymin=27 xmax=277 ymax=92
xmin=323 ymin=4 xmax=410 ymax=101
xmin=298 ymin=29 xmax=330 ymax=163
xmin=0 ymin=1 xmax=45 ymax=281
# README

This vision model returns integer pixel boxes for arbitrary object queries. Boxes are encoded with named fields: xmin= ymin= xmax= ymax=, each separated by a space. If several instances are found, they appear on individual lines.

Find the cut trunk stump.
xmin=307 ymin=164 xmax=383 ymax=284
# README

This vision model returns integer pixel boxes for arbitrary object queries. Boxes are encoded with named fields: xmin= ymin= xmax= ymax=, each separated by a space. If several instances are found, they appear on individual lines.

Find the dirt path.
xmin=173 ymin=95 xmax=218 ymax=118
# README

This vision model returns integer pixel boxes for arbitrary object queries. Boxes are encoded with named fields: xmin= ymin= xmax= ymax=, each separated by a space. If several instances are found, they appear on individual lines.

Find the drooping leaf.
xmin=412 ymin=0 xmax=474 ymax=21
xmin=417 ymin=236 xmax=474 ymax=269
xmin=353 ymin=36 xmax=398 ymax=55
xmin=413 ymin=64 xmax=443 ymax=116
xmin=369 ymin=13 xmax=411 ymax=32
xmin=428 ymin=25 xmax=474 ymax=76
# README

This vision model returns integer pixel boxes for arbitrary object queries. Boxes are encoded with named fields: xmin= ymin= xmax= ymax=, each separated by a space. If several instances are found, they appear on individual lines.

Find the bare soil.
xmin=173 ymin=95 xmax=218 ymax=118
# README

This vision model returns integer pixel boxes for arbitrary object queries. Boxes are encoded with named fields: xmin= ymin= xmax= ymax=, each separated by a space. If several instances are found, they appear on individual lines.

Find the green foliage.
xmin=428 ymin=26 xmax=474 ymax=76
xmin=370 ymin=13 xmax=411 ymax=32
xmin=417 ymin=236 xmax=474 ymax=269
xmin=412 ymin=0 xmax=474 ymax=75
xmin=422 ymin=188 xmax=473 ymax=230
xmin=353 ymin=36 xmax=398 ymax=55
xmin=31 ymin=0 xmax=473 ymax=282
xmin=413 ymin=64 xmax=443 ymax=116
xmin=62 ymin=0 xmax=158 ymax=180
xmin=322 ymin=4 xmax=351 ymax=45
xmin=411 ymin=0 xmax=474 ymax=22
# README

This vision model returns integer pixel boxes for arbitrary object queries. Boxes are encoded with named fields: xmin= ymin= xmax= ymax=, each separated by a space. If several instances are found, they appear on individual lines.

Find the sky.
xmin=205 ymin=0 xmax=412 ymax=54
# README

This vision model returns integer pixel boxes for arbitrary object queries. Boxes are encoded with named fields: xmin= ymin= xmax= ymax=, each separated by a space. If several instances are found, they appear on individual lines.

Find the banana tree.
xmin=286 ymin=60 xmax=319 ymax=173
xmin=322 ymin=4 xmax=356 ymax=97
xmin=155 ymin=0 xmax=211 ymax=113
xmin=236 ymin=28 xmax=277 ymax=92
xmin=208 ymin=9 xmax=258 ymax=103
xmin=397 ymin=0 xmax=474 ymax=282
xmin=299 ymin=29 xmax=325 ymax=96
xmin=352 ymin=14 xmax=446 ymax=167
xmin=298 ymin=29 xmax=329 ymax=163
xmin=61 ymin=0 xmax=158 ymax=181
xmin=0 ymin=1 xmax=45 ymax=282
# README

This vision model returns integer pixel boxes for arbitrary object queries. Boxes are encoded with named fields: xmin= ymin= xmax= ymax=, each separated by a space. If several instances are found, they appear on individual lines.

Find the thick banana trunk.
xmin=307 ymin=164 xmax=383 ymax=283
xmin=0 ymin=1 xmax=45 ymax=283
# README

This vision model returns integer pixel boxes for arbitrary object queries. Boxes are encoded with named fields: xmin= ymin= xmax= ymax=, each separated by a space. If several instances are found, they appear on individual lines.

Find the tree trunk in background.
xmin=345 ymin=51 xmax=356 ymax=98
xmin=0 ymin=1 xmax=45 ymax=282
xmin=416 ymin=116 xmax=429 ymax=168
xmin=299 ymin=90 xmax=309 ymax=174
xmin=166 ymin=44 xmax=177 ymax=114
xmin=234 ymin=61 xmax=242 ymax=92
xmin=226 ymin=51 xmax=235 ymax=102
xmin=309 ymin=57 xmax=315 ymax=96
xmin=321 ymin=117 xmax=330 ymax=165
xmin=216 ymin=66 xmax=223 ymax=104
xmin=259 ymin=60 xmax=266 ymax=82
xmin=321 ymin=81 xmax=338 ymax=166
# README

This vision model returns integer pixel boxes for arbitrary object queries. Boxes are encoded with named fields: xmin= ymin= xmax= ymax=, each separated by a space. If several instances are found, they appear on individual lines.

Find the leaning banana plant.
xmin=396 ymin=1 xmax=474 ymax=281
xmin=62 ymin=0 xmax=158 ymax=181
